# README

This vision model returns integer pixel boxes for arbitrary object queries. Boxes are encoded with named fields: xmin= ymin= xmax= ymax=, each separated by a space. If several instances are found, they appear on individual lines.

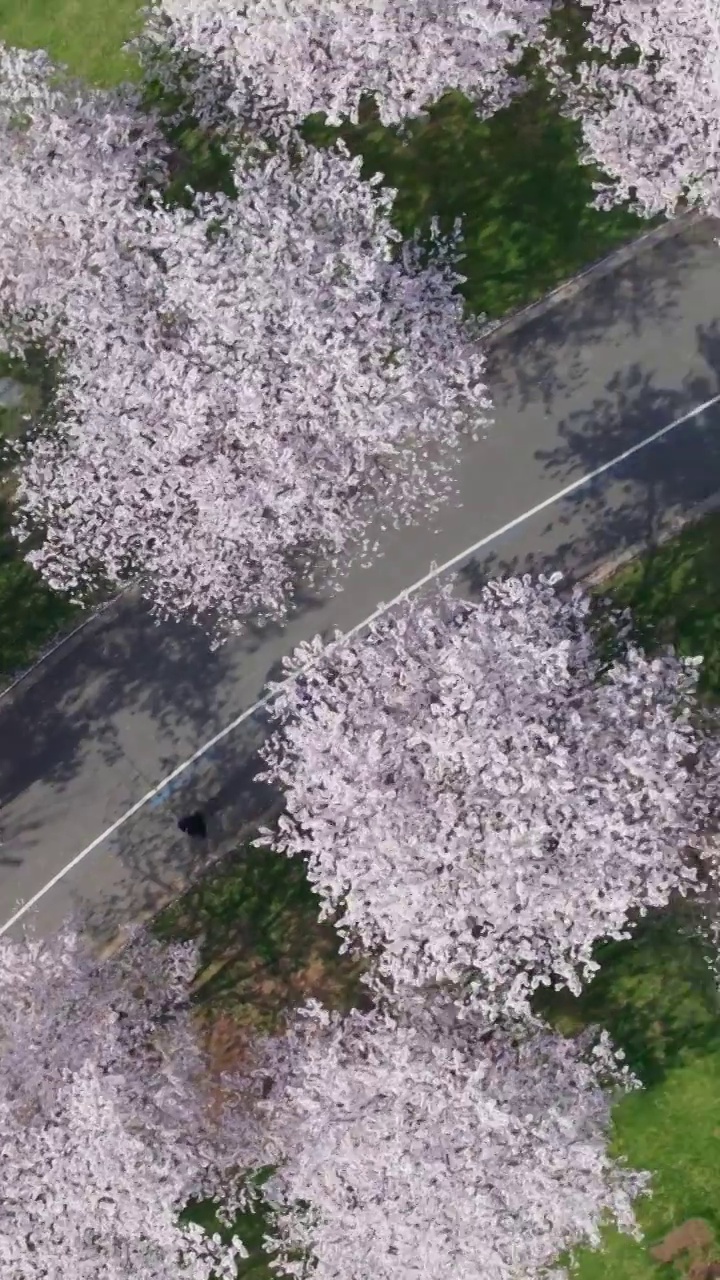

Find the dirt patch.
xmin=650 ymin=1219 xmax=716 ymax=1272
xmin=689 ymin=1264 xmax=720 ymax=1280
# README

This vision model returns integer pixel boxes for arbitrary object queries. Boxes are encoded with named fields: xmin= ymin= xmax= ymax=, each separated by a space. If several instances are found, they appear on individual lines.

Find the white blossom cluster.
xmin=251 ymin=992 xmax=649 ymax=1280
xmin=1 ymin=14 xmax=705 ymax=1278
xmin=1 ymin=41 xmax=490 ymax=631
xmin=260 ymin=574 xmax=714 ymax=1016
xmin=136 ymin=0 xmax=553 ymax=134
xmin=0 ymin=926 xmax=257 ymax=1280
xmin=0 ymin=42 xmax=168 ymax=354
xmin=540 ymin=0 xmax=720 ymax=217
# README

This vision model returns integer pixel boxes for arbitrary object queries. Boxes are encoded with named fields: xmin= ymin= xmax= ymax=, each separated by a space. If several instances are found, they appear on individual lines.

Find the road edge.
xmin=1 ymin=209 xmax=709 ymax=703
xmin=479 ymin=207 xmax=708 ymax=347
xmin=582 ymin=488 xmax=720 ymax=588
xmin=96 ymin=482 xmax=720 ymax=966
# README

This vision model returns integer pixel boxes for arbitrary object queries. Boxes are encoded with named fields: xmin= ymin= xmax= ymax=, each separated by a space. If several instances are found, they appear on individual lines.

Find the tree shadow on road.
xmin=457 ymin=342 xmax=720 ymax=604
xmin=531 ymin=326 xmax=720 ymax=577
xmin=60 ymin=709 xmax=282 ymax=949
xmin=0 ymin=569 xmax=330 ymax=813
xmin=483 ymin=217 xmax=713 ymax=420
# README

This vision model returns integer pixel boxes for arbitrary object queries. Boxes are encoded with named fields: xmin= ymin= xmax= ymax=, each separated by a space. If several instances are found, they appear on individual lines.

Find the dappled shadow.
xmin=175 ymin=547 xmax=337 ymax=651
xmin=155 ymin=836 xmax=367 ymax=1037
xmin=535 ymin=353 xmax=720 ymax=495
xmin=446 ymin=218 xmax=720 ymax=607
xmin=593 ymin=509 xmax=720 ymax=697
xmin=60 ymin=708 xmax=284 ymax=951
xmin=0 ymin=594 xmax=236 ymax=802
xmin=457 ymin=383 xmax=695 ymax=597
xmin=308 ymin=81 xmax=664 ymax=321
xmin=524 ymin=325 xmax=720 ymax=582
xmin=535 ymin=901 xmax=720 ymax=1089
xmin=0 ymin=565 xmax=330 ymax=811
xmin=484 ymin=219 xmax=700 ymax=417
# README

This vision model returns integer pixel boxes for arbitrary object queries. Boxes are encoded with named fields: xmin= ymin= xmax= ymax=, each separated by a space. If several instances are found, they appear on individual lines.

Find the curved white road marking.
xmin=2 ymin=388 xmax=720 ymax=936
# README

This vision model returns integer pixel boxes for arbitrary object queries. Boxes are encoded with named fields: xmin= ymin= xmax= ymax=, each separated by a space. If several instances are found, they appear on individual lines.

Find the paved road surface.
xmin=2 ymin=215 xmax=720 ymax=950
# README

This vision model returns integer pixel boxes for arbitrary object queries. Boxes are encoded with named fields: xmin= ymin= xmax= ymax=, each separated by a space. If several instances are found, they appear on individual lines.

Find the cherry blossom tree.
xmin=0 ymin=42 xmax=169 ymax=355
xmin=0 ymin=923 xmax=259 ymax=1280
xmin=259 ymin=573 xmax=716 ymax=1016
xmin=539 ymin=0 xmax=720 ymax=218
xmin=135 ymin=0 xmax=554 ymax=137
xmin=11 ymin=129 xmax=491 ymax=631
xmin=252 ymin=991 xmax=649 ymax=1280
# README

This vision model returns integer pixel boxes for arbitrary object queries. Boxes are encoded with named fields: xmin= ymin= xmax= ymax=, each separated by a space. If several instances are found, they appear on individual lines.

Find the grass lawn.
xmin=0 ymin=504 xmax=84 ymax=683
xmin=600 ymin=511 xmax=720 ymax=701
xmin=0 ymin=0 xmax=143 ymax=84
xmin=153 ymin=840 xmax=366 ymax=1037
xmin=537 ymin=912 xmax=720 ymax=1280
xmin=303 ymin=83 xmax=654 ymax=320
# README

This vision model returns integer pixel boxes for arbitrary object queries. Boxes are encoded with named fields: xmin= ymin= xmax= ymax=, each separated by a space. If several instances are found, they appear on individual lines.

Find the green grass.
xmin=303 ymin=83 xmax=655 ymax=320
xmin=153 ymin=840 xmax=366 ymax=1036
xmin=599 ymin=512 xmax=720 ymax=700
xmin=578 ymin=1054 xmax=720 ymax=1280
xmin=0 ymin=0 xmax=142 ymax=84
xmin=536 ymin=911 xmax=720 ymax=1280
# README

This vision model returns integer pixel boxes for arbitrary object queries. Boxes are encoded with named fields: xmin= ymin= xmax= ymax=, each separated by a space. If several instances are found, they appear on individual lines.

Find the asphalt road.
xmin=2 ymin=214 xmax=720 ymax=952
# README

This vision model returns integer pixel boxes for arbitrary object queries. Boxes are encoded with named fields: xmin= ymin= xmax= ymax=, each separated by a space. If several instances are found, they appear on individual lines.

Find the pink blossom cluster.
xmin=1 ymin=41 xmax=490 ymax=632
xmin=260 ymin=574 xmax=714 ymax=1016
xmin=0 ymin=926 xmax=258 ymax=1280
xmin=251 ymin=992 xmax=649 ymax=1280
xmin=540 ymin=0 xmax=720 ymax=217
xmin=0 ymin=44 xmax=167 ymax=352
xmin=136 ymin=0 xmax=553 ymax=133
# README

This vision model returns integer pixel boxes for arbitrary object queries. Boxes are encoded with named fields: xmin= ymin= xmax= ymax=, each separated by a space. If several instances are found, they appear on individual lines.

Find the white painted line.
xmin=1 ymin=388 xmax=719 ymax=937
xmin=1 ymin=217 xmax=701 ymax=708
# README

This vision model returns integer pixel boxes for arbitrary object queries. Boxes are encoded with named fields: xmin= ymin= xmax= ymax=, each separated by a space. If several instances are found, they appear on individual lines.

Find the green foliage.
xmin=538 ymin=909 xmax=720 ymax=1091
xmin=153 ymin=841 xmax=366 ymax=1035
xmin=302 ymin=79 xmax=655 ymax=320
xmin=537 ymin=910 xmax=720 ymax=1280
xmin=138 ymin=47 xmax=239 ymax=208
xmin=181 ymin=1173 xmax=279 ymax=1280
xmin=0 ymin=518 xmax=83 ymax=681
xmin=575 ymin=1053 xmax=720 ymax=1280
xmin=600 ymin=513 xmax=720 ymax=701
